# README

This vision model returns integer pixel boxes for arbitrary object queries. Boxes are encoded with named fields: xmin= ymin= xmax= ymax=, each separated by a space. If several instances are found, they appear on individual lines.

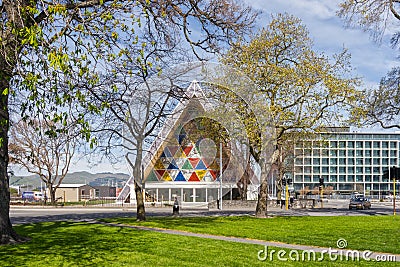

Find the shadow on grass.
xmin=0 ymin=221 xmax=140 ymax=266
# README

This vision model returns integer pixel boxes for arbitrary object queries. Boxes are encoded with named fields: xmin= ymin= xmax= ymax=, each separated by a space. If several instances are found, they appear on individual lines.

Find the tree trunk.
xmin=133 ymin=142 xmax=146 ymax=221
xmin=134 ymin=180 xmax=146 ymax=221
xmin=255 ymin=148 xmax=280 ymax=218
xmin=50 ymin=187 xmax=57 ymax=206
xmin=0 ymin=76 xmax=24 ymax=244
xmin=255 ymin=178 xmax=268 ymax=218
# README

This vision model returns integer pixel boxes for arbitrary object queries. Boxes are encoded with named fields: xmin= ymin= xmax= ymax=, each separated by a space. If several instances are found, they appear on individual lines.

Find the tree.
xmin=0 ymin=0 xmax=256 ymax=243
xmin=338 ymin=0 xmax=400 ymax=45
xmin=9 ymin=119 xmax=78 ymax=205
xmin=86 ymin=63 xmax=191 ymax=221
xmin=338 ymin=1 xmax=400 ymax=128
xmin=221 ymin=13 xmax=360 ymax=217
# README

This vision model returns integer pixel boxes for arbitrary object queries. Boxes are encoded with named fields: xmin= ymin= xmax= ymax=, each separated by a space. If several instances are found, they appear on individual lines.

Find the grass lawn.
xmin=0 ymin=221 xmax=397 ymax=266
xmin=102 ymin=215 xmax=400 ymax=254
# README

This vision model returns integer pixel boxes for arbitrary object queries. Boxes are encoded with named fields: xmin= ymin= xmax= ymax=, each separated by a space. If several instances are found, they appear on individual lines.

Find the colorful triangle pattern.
xmin=145 ymin=121 xmax=221 ymax=182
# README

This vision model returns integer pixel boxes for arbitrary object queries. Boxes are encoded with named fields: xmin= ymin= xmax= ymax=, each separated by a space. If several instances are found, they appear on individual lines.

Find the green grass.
xmin=102 ymin=215 xmax=400 ymax=254
xmin=0 ymin=221 xmax=397 ymax=266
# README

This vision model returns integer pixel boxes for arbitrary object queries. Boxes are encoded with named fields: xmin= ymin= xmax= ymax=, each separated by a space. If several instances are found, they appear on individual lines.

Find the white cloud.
xmin=245 ymin=0 xmax=400 ymax=87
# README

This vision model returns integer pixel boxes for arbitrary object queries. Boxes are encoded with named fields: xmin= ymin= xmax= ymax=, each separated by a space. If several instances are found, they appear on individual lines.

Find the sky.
xmin=246 ymin=0 xmax=399 ymax=88
xmin=13 ymin=0 xmax=400 ymax=176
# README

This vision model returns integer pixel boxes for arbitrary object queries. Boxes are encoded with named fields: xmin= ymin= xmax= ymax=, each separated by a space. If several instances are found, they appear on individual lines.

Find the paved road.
xmin=10 ymin=200 xmax=396 ymax=225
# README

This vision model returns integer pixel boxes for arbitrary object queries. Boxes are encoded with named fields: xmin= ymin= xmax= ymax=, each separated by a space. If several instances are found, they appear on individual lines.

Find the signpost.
xmin=384 ymin=167 xmax=399 ymax=216
xmin=283 ymin=178 xmax=288 ymax=210
xmin=394 ymin=177 xmax=396 ymax=216
xmin=282 ymin=176 xmax=292 ymax=210
xmin=319 ymin=177 xmax=324 ymax=208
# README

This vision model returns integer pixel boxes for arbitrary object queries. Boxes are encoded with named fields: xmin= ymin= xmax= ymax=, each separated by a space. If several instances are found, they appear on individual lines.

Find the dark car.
xmin=22 ymin=191 xmax=35 ymax=202
xmin=349 ymin=197 xmax=371 ymax=210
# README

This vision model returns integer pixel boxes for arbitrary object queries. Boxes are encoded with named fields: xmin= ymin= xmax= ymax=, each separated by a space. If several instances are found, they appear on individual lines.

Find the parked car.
xmin=21 ymin=191 xmax=35 ymax=201
xmin=33 ymin=192 xmax=44 ymax=201
xmin=22 ymin=191 xmax=44 ymax=202
xmin=349 ymin=197 xmax=371 ymax=210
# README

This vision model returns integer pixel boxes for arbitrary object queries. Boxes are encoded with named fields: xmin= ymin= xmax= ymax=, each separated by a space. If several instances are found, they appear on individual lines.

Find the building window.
xmin=304 ymin=166 xmax=311 ymax=173
xmin=295 ymin=175 xmax=303 ymax=182
xmin=373 ymin=158 xmax=380 ymax=165
xmin=339 ymin=141 xmax=346 ymax=148
xmin=356 ymin=141 xmax=363 ymax=148
xmin=390 ymin=142 xmax=397 ymax=148
xmin=365 ymin=158 xmax=371 ymax=165
xmin=295 ymin=158 xmax=303 ymax=165
xmin=330 ymin=166 xmax=337 ymax=173
xmin=313 ymin=149 xmax=320 ymax=156
xmin=382 ymin=142 xmax=389 ymax=148
xmin=339 ymin=150 xmax=346 ymax=156
xmin=356 ymin=150 xmax=363 ymax=157
xmin=313 ymin=158 xmax=320 ymax=165
xmin=295 ymin=166 xmax=303 ymax=173
xmin=347 ymin=141 xmax=354 ymax=148
xmin=347 ymin=167 xmax=354 ymax=174
xmin=373 ymin=141 xmax=380 ymax=148
xmin=365 ymin=141 xmax=372 ymax=148
xmin=339 ymin=167 xmax=346 ymax=174
xmin=339 ymin=158 xmax=346 ymax=165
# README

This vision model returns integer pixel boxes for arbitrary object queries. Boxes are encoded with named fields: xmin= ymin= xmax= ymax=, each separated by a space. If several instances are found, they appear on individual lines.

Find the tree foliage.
xmin=9 ymin=119 xmax=78 ymax=204
xmin=338 ymin=0 xmax=400 ymax=46
xmin=221 ymin=13 xmax=360 ymax=217
xmin=351 ymin=67 xmax=400 ymax=128
xmin=0 ymin=0 xmax=257 ymax=243
xmin=338 ymin=1 xmax=400 ymax=128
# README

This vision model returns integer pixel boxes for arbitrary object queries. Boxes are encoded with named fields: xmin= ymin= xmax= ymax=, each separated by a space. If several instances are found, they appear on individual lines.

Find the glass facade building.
xmin=293 ymin=130 xmax=400 ymax=197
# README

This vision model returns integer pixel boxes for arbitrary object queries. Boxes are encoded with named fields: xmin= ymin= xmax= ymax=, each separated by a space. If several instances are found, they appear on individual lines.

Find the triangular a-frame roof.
xmin=117 ymin=81 xmax=259 ymax=201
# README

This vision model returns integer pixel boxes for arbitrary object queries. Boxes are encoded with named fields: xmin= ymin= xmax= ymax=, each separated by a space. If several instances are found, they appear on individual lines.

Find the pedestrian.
xmin=173 ymin=197 xmax=179 ymax=216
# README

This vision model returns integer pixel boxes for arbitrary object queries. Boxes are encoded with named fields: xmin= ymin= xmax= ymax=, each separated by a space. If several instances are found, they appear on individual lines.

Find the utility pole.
xmin=219 ymin=142 xmax=223 ymax=210
xmin=394 ymin=177 xmax=396 ymax=216
xmin=386 ymin=167 xmax=399 ymax=216
xmin=319 ymin=177 xmax=324 ymax=208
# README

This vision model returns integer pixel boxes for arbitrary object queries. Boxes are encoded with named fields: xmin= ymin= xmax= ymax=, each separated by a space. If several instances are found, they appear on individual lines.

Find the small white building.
xmin=54 ymin=184 xmax=95 ymax=202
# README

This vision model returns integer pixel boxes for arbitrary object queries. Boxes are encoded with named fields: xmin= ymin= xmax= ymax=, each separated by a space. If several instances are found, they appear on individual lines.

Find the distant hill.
xmin=10 ymin=171 xmax=130 ymax=188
